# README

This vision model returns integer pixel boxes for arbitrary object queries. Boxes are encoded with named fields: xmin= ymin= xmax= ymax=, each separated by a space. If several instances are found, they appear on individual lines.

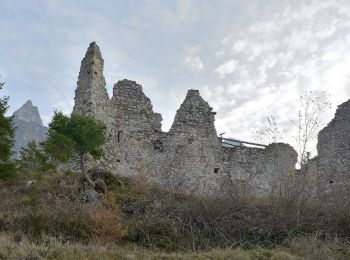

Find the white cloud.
xmin=140 ymin=0 xmax=199 ymax=32
xmin=202 ymin=0 xmax=350 ymax=155
xmin=215 ymin=59 xmax=238 ymax=78
xmin=3 ymin=0 xmax=350 ymax=156
xmin=184 ymin=56 xmax=204 ymax=70
xmin=231 ymin=40 xmax=247 ymax=53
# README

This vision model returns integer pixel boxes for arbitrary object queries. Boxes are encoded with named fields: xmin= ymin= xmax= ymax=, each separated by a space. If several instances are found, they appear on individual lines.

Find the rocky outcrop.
xmin=12 ymin=100 xmax=48 ymax=158
xmin=72 ymin=42 xmax=298 ymax=197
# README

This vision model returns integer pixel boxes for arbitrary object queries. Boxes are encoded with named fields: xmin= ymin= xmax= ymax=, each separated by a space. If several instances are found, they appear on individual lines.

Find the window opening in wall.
xmin=117 ymin=130 xmax=123 ymax=143
xmin=153 ymin=139 xmax=164 ymax=152
xmin=214 ymin=168 xmax=219 ymax=174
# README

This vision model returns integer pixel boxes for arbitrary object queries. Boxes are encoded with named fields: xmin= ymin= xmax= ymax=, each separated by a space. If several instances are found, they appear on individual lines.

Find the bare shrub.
xmin=117 ymin=175 xmax=350 ymax=252
xmin=129 ymin=171 xmax=153 ymax=196
xmin=2 ymin=166 xmax=350 ymax=253
xmin=89 ymin=208 xmax=127 ymax=244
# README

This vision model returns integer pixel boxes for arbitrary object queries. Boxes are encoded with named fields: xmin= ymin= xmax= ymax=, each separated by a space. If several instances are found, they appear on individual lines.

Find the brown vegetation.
xmin=0 ymin=168 xmax=350 ymax=259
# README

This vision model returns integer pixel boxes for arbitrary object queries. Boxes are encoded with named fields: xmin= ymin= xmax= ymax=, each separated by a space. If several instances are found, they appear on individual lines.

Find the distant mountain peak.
xmin=12 ymin=100 xmax=47 ymax=158
xmin=13 ymin=99 xmax=43 ymax=125
xmin=24 ymin=100 xmax=33 ymax=106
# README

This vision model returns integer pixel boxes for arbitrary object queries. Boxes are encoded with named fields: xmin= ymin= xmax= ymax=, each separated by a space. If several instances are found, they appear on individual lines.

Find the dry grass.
xmin=89 ymin=208 xmax=127 ymax=244
xmin=1 ymin=168 xmax=350 ymax=259
xmin=0 ymin=171 xmax=128 ymax=244
xmin=1 ymin=233 xmax=349 ymax=259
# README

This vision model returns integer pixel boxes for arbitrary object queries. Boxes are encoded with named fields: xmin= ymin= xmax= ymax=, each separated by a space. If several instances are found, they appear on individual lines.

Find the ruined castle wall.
xmin=73 ymin=42 xmax=110 ymax=126
xmin=317 ymin=100 xmax=350 ymax=195
xmin=109 ymin=80 xmax=163 ymax=178
xmin=158 ymin=90 xmax=223 ymax=195
xmin=300 ymin=157 xmax=318 ymax=197
xmin=221 ymin=143 xmax=297 ymax=196
xmin=303 ymin=157 xmax=318 ymax=175
xmin=72 ymin=42 xmax=301 ymax=197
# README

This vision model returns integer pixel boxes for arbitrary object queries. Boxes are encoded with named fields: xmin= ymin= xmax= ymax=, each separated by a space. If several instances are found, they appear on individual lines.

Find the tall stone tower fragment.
xmin=163 ymin=90 xmax=222 ymax=195
xmin=73 ymin=42 xmax=110 ymax=124
xmin=108 ymin=79 xmax=163 ymax=176
xmin=317 ymin=99 xmax=350 ymax=196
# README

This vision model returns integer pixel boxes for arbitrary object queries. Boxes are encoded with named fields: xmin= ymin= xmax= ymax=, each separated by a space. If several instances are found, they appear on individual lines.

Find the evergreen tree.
xmin=0 ymin=77 xmax=16 ymax=181
xmin=17 ymin=140 xmax=55 ymax=176
xmin=45 ymin=111 xmax=107 ymax=186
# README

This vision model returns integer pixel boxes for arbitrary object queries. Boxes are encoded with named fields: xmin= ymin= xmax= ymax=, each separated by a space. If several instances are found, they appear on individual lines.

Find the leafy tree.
xmin=0 ymin=77 xmax=16 ymax=181
xmin=17 ymin=140 xmax=55 ymax=177
xmin=45 ymin=111 xmax=107 ymax=186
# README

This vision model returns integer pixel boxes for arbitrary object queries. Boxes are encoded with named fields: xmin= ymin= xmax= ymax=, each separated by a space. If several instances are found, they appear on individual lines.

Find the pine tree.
xmin=17 ymin=141 xmax=55 ymax=177
xmin=45 ymin=111 xmax=107 ymax=187
xmin=0 ymin=77 xmax=16 ymax=181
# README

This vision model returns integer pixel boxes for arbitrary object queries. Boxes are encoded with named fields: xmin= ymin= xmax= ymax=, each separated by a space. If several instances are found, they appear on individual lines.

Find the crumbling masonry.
xmin=307 ymin=99 xmax=350 ymax=197
xmin=72 ymin=42 xmax=299 ymax=196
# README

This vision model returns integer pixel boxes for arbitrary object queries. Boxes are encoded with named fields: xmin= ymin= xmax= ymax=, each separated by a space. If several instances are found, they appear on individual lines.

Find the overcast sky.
xmin=1 ymin=0 xmax=350 ymax=153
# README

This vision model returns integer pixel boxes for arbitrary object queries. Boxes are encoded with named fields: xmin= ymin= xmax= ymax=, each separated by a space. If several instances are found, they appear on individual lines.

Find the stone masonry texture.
xmin=73 ymin=42 xmax=110 ymax=126
xmin=316 ymin=99 xmax=350 ymax=196
xmin=72 ymin=42 xmax=301 ymax=197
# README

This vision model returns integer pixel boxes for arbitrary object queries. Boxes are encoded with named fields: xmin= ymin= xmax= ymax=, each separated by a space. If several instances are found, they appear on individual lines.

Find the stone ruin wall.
xmin=72 ymin=42 xmax=298 ymax=197
xmin=221 ymin=144 xmax=297 ymax=196
xmin=73 ymin=42 xmax=110 ymax=126
xmin=310 ymin=99 xmax=350 ymax=197
xmin=159 ymin=89 xmax=223 ymax=195
xmin=108 ymin=79 xmax=163 ymax=180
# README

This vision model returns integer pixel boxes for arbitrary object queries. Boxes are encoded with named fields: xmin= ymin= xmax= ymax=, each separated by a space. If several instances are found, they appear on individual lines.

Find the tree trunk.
xmin=80 ymin=152 xmax=94 ymax=186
